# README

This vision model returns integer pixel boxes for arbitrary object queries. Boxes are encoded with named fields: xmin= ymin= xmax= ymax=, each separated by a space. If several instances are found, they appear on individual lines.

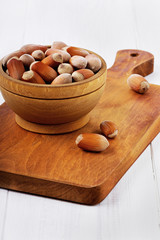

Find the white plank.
xmin=0 ymin=189 xmax=8 ymax=240
xmin=151 ymin=134 xmax=160 ymax=221
xmin=131 ymin=0 xmax=160 ymax=85
xmin=99 ymin=146 xmax=160 ymax=240
xmin=1 ymin=192 xmax=99 ymax=240
xmin=0 ymin=0 xmax=160 ymax=239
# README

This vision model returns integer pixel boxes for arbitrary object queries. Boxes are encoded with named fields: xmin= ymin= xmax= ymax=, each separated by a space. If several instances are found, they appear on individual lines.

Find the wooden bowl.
xmin=0 ymin=51 xmax=107 ymax=134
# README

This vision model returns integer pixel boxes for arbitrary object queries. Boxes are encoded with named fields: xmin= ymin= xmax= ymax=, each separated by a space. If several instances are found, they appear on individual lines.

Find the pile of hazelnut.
xmin=2 ymin=41 xmax=102 ymax=85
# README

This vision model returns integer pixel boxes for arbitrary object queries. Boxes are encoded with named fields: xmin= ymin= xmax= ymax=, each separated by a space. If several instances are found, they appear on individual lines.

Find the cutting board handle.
xmin=108 ymin=49 xmax=154 ymax=79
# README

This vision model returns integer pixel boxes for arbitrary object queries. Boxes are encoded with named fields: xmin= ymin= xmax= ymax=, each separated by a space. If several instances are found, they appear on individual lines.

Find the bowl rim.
xmin=0 ymin=49 xmax=106 ymax=89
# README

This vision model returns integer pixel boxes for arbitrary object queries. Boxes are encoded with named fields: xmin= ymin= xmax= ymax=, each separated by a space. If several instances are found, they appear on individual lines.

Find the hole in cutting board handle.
xmin=130 ymin=53 xmax=139 ymax=57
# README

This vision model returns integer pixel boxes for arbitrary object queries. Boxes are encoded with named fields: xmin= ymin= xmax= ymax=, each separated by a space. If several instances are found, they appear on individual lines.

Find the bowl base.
xmin=15 ymin=114 xmax=90 ymax=134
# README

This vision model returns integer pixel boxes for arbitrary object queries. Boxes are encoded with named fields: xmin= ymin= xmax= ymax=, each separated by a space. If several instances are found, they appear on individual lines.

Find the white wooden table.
xmin=0 ymin=0 xmax=160 ymax=239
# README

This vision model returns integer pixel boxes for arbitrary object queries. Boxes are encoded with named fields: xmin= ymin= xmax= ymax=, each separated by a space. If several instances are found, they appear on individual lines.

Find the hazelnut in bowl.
xmin=0 ymin=42 xmax=107 ymax=134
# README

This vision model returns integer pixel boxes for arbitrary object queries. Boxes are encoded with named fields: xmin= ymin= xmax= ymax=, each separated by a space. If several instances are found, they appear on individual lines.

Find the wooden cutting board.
xmin=0 ymin=49 xmax=159 ymax=205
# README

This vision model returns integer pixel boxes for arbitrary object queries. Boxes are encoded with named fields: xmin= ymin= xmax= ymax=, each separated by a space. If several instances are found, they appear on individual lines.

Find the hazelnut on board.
xmin=100 ymin=121 xmax=118 ymax=138
xmin=75 ymin=133 xmax=109 ymax=152
xmin=127 ymin=74 xmax=150 ymax=94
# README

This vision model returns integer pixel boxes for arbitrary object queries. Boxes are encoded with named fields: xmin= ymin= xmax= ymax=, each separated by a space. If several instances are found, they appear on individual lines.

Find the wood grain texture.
xmin=15 ymin=113 xmax=90 ymax=134
xmin=0 ymin=82 xmax=105 ymax=125
xmin=0 ymin=49 xmax=159 ymax=205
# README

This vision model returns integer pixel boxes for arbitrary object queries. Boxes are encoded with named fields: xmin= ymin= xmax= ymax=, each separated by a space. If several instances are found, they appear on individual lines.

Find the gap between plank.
xmin=150 ymin=143 xmax=160 ymax=228
xmin=0 ymin=190 xmax=9 ymax=240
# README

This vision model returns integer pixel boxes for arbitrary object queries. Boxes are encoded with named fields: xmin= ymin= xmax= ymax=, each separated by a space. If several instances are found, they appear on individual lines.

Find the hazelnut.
xmin=19 ymin=54 xmax=35 ymax=68
xmin=76 ymin=133 xmax=109 ymax=152
xmin=51 ymin=73 xmax=72 ymax=85
xmin=69 ymin=56 xmax=87 ymax=69
xmin=57 ymin=63 xmax=74 ymax=74
xmin=127 ymin=74 xmax=150 ymax=94
xmin=31 ymin=50 xmax=45 ymax=61
xmin=100 ymin=121 xmax=118 ymax=138
xmin=85 ymin=54 xmax=102 ymax=72
xmin=72 ymin=69 xmax=94 ymax=82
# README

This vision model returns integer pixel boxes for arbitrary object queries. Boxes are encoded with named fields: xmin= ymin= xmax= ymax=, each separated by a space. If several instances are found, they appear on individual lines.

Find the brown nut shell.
xmin=85 ymin=54 xmax=102 ymax=72
xmin=30 ymin=61 xmax=57 ymax=82
xmin=22 ymin=70 xmax=45 ymax=84
xmin=51 ymin=73 xmax=72 ymax=85
xmin=7 ymin=57 xmax=25 ymax=80
xmin=19 ymin=54 xmax=35 ymax=68
xmin=42 ymin=53 xmax=63 ymax=68
xmin=57 ymin=63 xmax=74 ymax=74
xmin=31 ymin=50 xmax=45 ymax=60
xmin=20 ymin=44 xmax=48 ymax=54
xmin=100 ymin=121 xmax=118 ymax=138
xmin=127 ymin=74 xmax=150 ymax=94
xmin=69 ymin=56 xmax=87 ymax=69
xmin=45 ymin=49 xmax=71 ymax=62
xmin=51 ymin=41 xmax=67 ymax=50
xmin=72 ymin=69 xmax=94 ymax=82
xmin=67 ymin=46 xmax=89 ymax=57
xmin=76 ymin=133 xmax=109 ymax=152
xmin=2 ymin=50 xmax=25 ymax=67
